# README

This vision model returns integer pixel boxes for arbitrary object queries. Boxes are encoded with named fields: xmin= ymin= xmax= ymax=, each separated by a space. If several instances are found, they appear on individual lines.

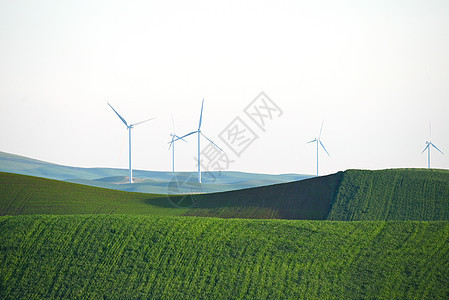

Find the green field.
xmin=1 ymin=169 xmax=448 ymax=221
xmin=0 ymin=171 xmax=339 ymax=219
xmin=0 ymin=215 xmax=448 ymax=299
xmin=185 ymin=171 xmax=342 ymax=219
xmin=0 ymin=172 xmax=187 ymax=216
xmin=1 ymin=169 xmax=448 ymax=298
xmin=328 ymin=169 xmax=449 ymax=221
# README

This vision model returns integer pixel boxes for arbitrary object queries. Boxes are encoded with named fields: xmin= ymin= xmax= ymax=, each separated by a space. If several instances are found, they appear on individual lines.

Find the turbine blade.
xmin=168 ymin=135 xmax=175 ymax=149
xmin=201 ymin=132 xmax=223 ymax=151
xmin=307 ymin=139 xmax=316 ymax=144
xmin=320 ymin=140 xmax=330 ymax=157
xmin=431 ymin=143 xmax=444 ymax=155
xmin=175 ymin=131 xmax=197 ymax=141
xmin=198 ymin=99 xmax=204 ymax=130
xmin=171 ymin=114 xmax=175 ymax=132
xmin=131 ymin=117 xmax=156 ymax=127
xmin=175 ymin=135 xmax=188 ymax=143
xmin=319 ymin=120 xmax=324 ymax=139
xmin=421 ymin=144 xmax=430 ymax=154
xmin=107 ymin=102 xmax=128 ymax=127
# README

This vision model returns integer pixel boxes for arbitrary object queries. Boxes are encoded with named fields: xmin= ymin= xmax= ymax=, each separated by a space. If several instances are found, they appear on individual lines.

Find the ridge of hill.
xmin=0 ymin=172 xmax=187 ymax=216
xmin=1 ymin=168 xmax=449 ymax=221
xmin=328 ymin=169 xmax=449 ymax=221
xmin=187 ymin=171 xmax=342 ymax=219
xmin=0 ymin=171 xmax=337 ymax=220
xmin=0 ymin=151 xmax=311 ymax=194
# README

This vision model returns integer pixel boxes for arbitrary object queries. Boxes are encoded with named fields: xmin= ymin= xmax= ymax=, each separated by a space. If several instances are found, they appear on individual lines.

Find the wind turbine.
xmin=421 ymin=122 xmax=444 ymax=169
xmin=307 ymin=121 xmax=330 ymax=176
xmin=107 ymin=102 xmax=155 ymax=184
xmin=168 ymin=115 xmax=187 ymax=173
xmin=175 ymin=99 xmax=223 ymax=183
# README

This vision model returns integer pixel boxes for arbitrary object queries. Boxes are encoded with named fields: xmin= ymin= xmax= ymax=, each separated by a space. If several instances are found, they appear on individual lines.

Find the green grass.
xmin=0 ymin=171 xmax=341 ymax=220
xmin=1 ymin=170 xmax=448 ymax=298
xmin=1 ymin=168 xmax=449 ymax=221
xmin=189 ymin=172 xmax=342 ymax=219
xmin=328 ymin=169 xmax=449 ymax=221
xmin=0 ymin=172 xmax=187 ymax=216
xmin=0 ymin=215 xmax=447 ymax=299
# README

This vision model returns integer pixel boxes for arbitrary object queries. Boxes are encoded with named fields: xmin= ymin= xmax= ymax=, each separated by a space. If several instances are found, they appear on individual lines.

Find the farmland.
xmin=185 ymin=171 xmax=342 ymax=219
xmin=0 ymin=215 xmax=448 ymax=299
xmin=1 ymin=169 xmax=449 ymax=221
xmin=0 ymin=171 xmax=338 ymax=219
xmin=0 ymin=172 xmax=187 ymax=216
xmin=1 ymin=168 xmax=449 ymax=298
xmin=328 ymin=169 xmax=449 ymax=221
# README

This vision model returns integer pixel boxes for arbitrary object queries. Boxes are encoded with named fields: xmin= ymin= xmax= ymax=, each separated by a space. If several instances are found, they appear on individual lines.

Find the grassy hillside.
xmin=189 ymin=172 xmax=342 ymax=219
xmin=2 ymin=168 xmax=449 ymax=221
xmin=0 ymin=215 xmax=447 ymax=299
xmin=0 ymin=172 xmax=339 ymax=220
xmin=0 ymin=172 xmax=187 ymax=216
xmin=328 ymin=169 xmax=449 ymax=221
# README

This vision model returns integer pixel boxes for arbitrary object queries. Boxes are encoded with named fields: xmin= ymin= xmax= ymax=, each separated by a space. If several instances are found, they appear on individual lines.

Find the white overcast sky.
xmin=1 ymin=0 xmax=448 ymax=175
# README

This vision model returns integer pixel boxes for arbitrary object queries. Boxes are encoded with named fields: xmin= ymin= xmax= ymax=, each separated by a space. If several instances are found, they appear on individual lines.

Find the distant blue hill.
xmin=0 ymin=151 xmax=313 ymax=194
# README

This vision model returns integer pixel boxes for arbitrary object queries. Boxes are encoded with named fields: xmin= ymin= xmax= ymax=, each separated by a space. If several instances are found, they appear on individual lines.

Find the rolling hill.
xmin=0 ymin=151 xmax=311 ymax=194
xmin=1 ymin=168 xmax=448 ymax=221
xmin=327 ymin=168 xmax=449 ymax=221
xmin=0 ymin=215 xmax=447 ymax=299
xmin=0 ymin=172 xmax=187 ymax=216
xmin=184 ymin=171 xmax=343 ymax=219
xmin=1 ymin=168 xmax=449 ymax=298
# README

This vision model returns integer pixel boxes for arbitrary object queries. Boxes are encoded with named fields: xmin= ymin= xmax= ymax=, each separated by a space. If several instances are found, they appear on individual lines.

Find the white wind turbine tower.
xmin=175 ymin=99 xmax=223 ymax=183
xmin=307 ymin=121 xmax=330 ymax=176
xmin=421 ymin=122 xmax=444 ymax=169
xmin=107 ymin=102 xmax=155 ymax=184
xmin=168 ymin=115 xmax=187 ymax=173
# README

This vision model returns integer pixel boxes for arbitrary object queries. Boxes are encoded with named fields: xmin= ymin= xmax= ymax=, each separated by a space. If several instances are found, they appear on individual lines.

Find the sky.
xmin=1 ymin=0 xmax=449 ymax=176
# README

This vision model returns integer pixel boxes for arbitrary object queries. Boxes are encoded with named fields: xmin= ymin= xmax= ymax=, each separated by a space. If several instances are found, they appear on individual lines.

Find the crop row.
xmin=328 ymin=169 xmax=449 ymax=221
xmin=0 ymin=215 xmax=448 ymax=298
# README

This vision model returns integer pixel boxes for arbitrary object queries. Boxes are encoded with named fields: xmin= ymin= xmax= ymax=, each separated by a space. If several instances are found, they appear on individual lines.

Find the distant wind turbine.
xmin=107 ymin=102 xmax=155 ymax=184
xmin=175 ymin=99 xmax=223 ymax=183
xmin=168 ymin=115 xmax=187 ymax=173
xmin=307 ymin=121 xmax=330 ymax=176
xmin=421 ymin=122 xmax=444 ymax=169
